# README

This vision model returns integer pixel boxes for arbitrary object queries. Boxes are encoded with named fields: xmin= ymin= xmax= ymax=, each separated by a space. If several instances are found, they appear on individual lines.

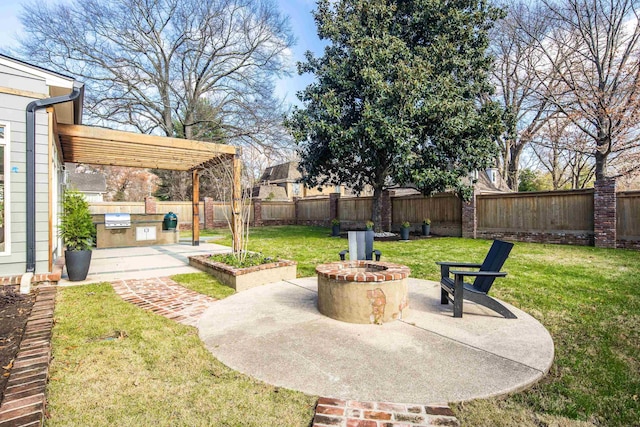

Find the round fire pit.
xmin=315 ymin=261 xmax=410 ymax=324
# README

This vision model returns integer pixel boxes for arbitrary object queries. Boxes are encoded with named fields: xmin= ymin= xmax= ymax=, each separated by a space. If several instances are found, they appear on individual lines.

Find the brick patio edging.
xmin=312 ymin=397 xmax=460 ymax=427
xmin=0 ymin=284 xmax=56 ymax=427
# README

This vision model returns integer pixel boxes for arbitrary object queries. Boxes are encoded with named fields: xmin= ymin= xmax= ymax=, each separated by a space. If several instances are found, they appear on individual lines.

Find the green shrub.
xmin=59 ymin=190 xmax=94 ymax=251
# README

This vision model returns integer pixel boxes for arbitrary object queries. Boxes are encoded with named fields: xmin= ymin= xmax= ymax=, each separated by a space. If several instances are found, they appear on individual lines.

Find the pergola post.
xmin=232 ymin=152 xmax=242 ymax=253
xmin=192 ymin=169 xmax=200 ymax=246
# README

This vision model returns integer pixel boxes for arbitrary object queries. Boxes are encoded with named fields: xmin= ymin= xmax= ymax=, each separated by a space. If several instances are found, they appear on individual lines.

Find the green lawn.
xmin=47 ymin=226 xmax=639 ymax=426
xmin=46 ymin=283 xmax=315 ymax=426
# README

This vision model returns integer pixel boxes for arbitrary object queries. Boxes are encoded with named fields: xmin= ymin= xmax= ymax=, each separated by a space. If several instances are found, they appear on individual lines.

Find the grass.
xmin=170 ymin=272 xmax=235 ymax=299
xmin=46 ymin=226 xmax=639 ymax=426
xmin=46 ymin=283 xmax=316 ymax=426
xmin=203 ymin=226 xmax=640 ymax=426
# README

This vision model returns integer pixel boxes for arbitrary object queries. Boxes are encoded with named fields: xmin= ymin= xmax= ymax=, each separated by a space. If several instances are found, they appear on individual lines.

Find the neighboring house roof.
xmin=474 ymin=168 xmax=512 ymax=193
xmin=251 ymin=184 xmax=289 ymax=200
xmin=259 ymin=162 xmax=301 ymax=183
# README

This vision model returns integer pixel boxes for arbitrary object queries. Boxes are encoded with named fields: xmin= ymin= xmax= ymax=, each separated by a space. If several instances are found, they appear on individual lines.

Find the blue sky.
xmin=0 ymin=0 xmax=324 ymax=107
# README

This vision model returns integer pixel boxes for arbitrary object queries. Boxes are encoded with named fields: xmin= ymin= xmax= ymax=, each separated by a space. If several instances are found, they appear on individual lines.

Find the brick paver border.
xmin=312 ymin=397 xmax=460 ymax=427
xmin=111 ymin=277 xmax=217 ymax=327
xmin=0 ymin=284 xmax=56 ymax=427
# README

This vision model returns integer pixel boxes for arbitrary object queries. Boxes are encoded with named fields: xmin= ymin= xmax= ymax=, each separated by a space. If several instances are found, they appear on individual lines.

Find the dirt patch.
xmin=0 ymin=286 xmax=35 ymax=403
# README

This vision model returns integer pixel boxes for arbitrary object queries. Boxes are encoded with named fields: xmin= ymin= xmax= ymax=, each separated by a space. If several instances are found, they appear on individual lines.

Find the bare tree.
xmin=18 ymin=0 xmax=294 ymax=153
xmin=522 ymin=0 xmax=640 ymax=181
xmin=490 ymin=0 xmax=560 ymax=189
xmin=531 ymin=117 xmax=595 ymax=189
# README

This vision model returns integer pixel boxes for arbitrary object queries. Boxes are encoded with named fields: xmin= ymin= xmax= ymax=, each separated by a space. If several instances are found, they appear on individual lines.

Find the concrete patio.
xmin=57 ymin=240 xmax=232 ymax=285
xmin=198 ymin=276 xmax=554 ymax=404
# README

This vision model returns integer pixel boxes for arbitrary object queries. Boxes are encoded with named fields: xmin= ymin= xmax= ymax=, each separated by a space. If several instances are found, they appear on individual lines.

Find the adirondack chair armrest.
xmin=449 ymin=270 xmax=508 ymax=278
xmin=436 ymin=261 xmax=483 ymax=278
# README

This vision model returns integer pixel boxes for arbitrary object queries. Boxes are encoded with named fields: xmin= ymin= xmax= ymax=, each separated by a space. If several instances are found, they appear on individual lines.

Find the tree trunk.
xmin=371 ymin=186 xmax=383 ymax=233
xmin=595 ymin=149 xmax=607 ymax=181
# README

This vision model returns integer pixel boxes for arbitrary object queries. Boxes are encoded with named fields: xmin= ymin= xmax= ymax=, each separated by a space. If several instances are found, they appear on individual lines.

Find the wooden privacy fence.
xmin=617 ymin=191 xmax=640 ymax=241
xmin=392 ymin=193 xmax=462 ymax=236
xmin=89 ymin=185 xmax=640 ymax=250
xmin=338 ymin=197 xmax=373 ymax=223
xmin=297 ymin=198 xmax=330 ymax=221
xmin=89 ymin=202 xmax=145 ymax=214
xmin=261 ymin=201 xmax=295 ymax=222
xmin=477 ymin=189 xmax=594 ymax=232
xmin=476 ymin=190 xmax=595 ymax=246
xmin=157 ymin=201 xmax=205 ymax=224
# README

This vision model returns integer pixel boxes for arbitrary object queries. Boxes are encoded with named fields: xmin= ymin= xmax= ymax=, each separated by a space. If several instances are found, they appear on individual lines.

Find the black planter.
xmin=332 ymin=224 xmax=341 ymax=237
xmin=65 ymin=250 xmax=92 ymax=281
xmin=421 ymin=224 xmax=431 ymax=236
xmin=400 ymin=227 xmax=410 ymax=241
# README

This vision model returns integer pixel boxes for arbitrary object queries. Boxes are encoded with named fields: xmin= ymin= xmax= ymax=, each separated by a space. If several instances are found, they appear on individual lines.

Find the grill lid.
xmin=104 ymin=213 xmax=131 ymax=229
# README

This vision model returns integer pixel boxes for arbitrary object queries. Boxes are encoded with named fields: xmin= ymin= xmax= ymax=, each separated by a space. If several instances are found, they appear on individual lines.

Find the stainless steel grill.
xmin=104 ymin=213 xmax=131 ymax=229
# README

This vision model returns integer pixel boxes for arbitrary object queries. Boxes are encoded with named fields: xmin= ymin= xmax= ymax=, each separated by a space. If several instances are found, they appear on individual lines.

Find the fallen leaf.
xmin=2 ymin=359 xmax=13 ymax=370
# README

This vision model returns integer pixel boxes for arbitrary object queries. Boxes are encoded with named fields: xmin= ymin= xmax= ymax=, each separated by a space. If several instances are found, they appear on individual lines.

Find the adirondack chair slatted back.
xmin=348 ymin=231 xmax=375 ymax=261
xmin=474 ymin=240 xmax=514 ymax=293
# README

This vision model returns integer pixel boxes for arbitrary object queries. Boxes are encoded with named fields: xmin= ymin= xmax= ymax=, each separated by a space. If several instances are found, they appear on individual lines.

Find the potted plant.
xmin=422 ymin=218 xmax=431 ymax=236
xmin=331 ymin=218 xmax=341 ymax=237
xmin=400 ymin=221 xmax=410 ymax=241
xmin=59 ymin=189 xmax=94 ymax=281
xmin=365 ymin=220 xmax=374 ymax=230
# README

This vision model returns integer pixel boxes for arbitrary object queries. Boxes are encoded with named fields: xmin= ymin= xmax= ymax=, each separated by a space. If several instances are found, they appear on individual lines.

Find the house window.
xmin=292 ymin=183 xmax=301 ymax=196
xmin=0 ymin=122 xmax=9 ymax=255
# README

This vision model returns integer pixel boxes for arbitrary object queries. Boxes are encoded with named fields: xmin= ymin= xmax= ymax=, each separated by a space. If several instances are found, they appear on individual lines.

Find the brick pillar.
xmin=203 ymin=197 xmax=214 ymax=229
xmin=381 ymin=190 xmax=392 ymax=231
xmin=594 ymin=178 xmax=617 ymax=248
xmin=144 ymin=196 xmax=156 ymax=214
xmin=253 ymin=199 xmax=263 ymax=227
xmin=329 ymin=192 xmax=340 ymax=226
xmin=461 ymin=190 xmax=477 ymax=239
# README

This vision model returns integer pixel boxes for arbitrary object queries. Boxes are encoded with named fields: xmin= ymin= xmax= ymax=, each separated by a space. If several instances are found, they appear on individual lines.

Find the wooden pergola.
xmin=56 ymin=123 xmax=242 ymax=248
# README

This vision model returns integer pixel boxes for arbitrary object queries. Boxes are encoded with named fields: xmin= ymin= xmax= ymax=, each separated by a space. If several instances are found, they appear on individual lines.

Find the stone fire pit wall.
xmin=316 ymin=261 xmax=410 ymax=324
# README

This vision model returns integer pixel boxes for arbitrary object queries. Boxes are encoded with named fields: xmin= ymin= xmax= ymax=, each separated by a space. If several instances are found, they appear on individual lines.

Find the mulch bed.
xmin=0 ymin=287 xmax=35 ymax=403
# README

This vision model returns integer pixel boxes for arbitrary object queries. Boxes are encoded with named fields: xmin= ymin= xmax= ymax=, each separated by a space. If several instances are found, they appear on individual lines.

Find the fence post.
xmin=293 ymin=197 xmax=300 ymax=225
xmin=461 ymin=190 xmax=477 ymax=239
xmin=594 ymin=178 xmax=617 ymax=248
xmin=381 ymin=189 xmax=392 ymax=231
xmin=203 ymin=197 xmax=214 ymax=229
xmin=253 ymin=199 xmax=263 ymax=227
xmin=144 ymin=196 xmax=156 ymax=214
xmin=330 ymin=192 xmax=340 ymax=223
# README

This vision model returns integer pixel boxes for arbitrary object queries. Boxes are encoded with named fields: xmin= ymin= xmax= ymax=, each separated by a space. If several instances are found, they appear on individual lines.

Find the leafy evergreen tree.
xmin=287 ymin=0 xmax=504 ymax=230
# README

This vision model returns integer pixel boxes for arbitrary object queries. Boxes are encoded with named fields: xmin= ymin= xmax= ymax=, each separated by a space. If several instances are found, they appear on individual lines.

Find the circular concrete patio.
xmin=198 ymin=277 xmax=554 ymax=404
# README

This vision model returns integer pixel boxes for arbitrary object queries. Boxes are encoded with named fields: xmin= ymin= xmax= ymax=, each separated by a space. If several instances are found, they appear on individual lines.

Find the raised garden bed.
xmin=189 ymin=255 xmax=297 ymax=292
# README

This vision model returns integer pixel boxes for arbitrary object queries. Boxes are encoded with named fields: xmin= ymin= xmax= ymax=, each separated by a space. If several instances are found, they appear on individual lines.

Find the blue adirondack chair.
xmin=436 ymin=240 xmax=516 ymax=318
